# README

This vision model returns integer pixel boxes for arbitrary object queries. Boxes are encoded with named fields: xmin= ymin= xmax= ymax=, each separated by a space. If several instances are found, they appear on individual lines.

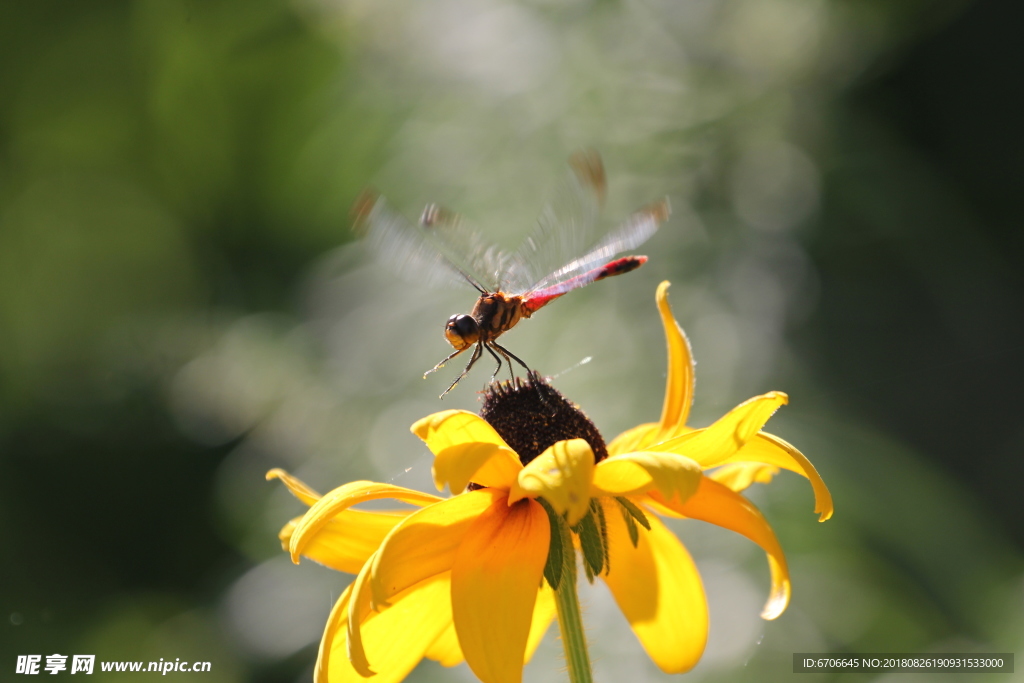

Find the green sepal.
xmin=572 ymin=507 xmax=604 ymax=582
xmin=593 ymin=499 xmax=610 ymax=575
xmin=616 ymin=496 xmax=651 ymax=530
xmin=537 ymin=497 xmax=564 ymax=591
xmin=620 ymin=505 xmax=640 ymax=547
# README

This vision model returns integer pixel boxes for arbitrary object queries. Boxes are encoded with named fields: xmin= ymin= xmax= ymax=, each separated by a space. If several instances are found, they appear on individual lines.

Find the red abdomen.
xmin=522 ymin=255 xmax=648 ymax=314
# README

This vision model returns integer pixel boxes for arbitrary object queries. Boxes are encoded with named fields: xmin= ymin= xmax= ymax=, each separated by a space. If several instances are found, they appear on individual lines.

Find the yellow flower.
xmin=269 ymin=281 xmax=833 ymax=683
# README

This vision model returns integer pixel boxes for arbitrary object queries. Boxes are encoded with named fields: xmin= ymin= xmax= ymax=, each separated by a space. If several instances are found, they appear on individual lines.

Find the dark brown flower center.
xmin=479 ymin=370 xmax=608 ymax=467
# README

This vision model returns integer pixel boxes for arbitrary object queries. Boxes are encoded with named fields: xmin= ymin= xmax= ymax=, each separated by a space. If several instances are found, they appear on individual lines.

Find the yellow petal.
xmin=435 ymin=441 xmax=523 ymax=494
xmin=592 ymin=451 xmax=702 ymax=505
xmin=344 ymin=556 xmax=377 ymax=676
xmin=281 ymin=508 xmax=410 ymax=574
xmin=266 ymin=468 xmax=321 ymax=506
xmin=424 ymin=584 xmax=554 ymax=670
xmin=468 ymin=447 xmax=526 ymax=490
xmin=607 ymin=422 xmax=658 ymax=456
xmin=651 ymin=392 xmax=789 ymax=466
xmin=640 ymin=495 xmax=684 ymax=519
xmin=708 ymin=462 xmax=779 ymax=492
xmin=651 ymin=477 xmax=791 ymax=619
xmin=425 ymin=582 xmax=554 ymax=669
xmin=315 ymin=581 xmax=353 ymax=682
xmin=526 ymin=584 xmax=556 ymax=663
xmin=722 ymin=432 xmax=834 ymax=521
xmin=271 ymin=470 xmax=411 ymax=571
xmin=319 ymin=572 xmax=455 ymax=683
xmin=344 ymin=491 xmax=491 ymax=671
xmin=289 ymin=481 xmax=442 ymax=564
xmin=369 ymin=489 xmax=504 ymax=609
xmin=451 ymin=498 xmax=550 ymax=683
xmin=413 ymin=410 xmax=523 ymax=493
xmin=424 ymin=621 xmax=463 ymax=667
xmin=601 ymin=499 xmax=707 ymax=673
xmin=278 ymin=517 xmax=298 ymax=552
xmin=654 ymin=281 xmax=696 ymax=440
xmin=510 ymin=439 xmax=594 ymax=525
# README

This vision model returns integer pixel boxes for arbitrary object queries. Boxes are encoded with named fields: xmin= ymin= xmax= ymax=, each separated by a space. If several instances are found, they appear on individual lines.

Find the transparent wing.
xmin=503 ymin=150 xmax=608 ymax=293
xmin=523 ymin=198 xmax=670 ymax=297
xmin=419 ymin=203 xmax=513 ymax=292
xmin=352 ymin=191 xmax=502 ymax=292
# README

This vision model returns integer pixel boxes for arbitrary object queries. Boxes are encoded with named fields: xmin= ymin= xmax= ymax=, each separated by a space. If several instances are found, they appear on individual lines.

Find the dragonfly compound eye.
xmin=444 ymin=314 xmax=479 ymax=350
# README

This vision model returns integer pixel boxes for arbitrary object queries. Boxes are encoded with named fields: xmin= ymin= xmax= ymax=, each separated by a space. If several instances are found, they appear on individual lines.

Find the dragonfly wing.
xmin=524 ymin=197 xmax=670 ymax=298
xmin=419 ymin=203 xmax=512 ymax=292
xmin=352 ymin=191 xmax=496 ymax=291
xmin=504 ymin=150 xmax=608 ymax=293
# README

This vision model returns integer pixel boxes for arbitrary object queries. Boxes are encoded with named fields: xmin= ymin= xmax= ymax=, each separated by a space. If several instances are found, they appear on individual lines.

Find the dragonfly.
xmin=352 ymin=150 xmax=670 ymax=397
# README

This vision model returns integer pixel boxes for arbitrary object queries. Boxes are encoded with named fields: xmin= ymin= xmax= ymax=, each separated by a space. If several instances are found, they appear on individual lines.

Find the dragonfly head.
xmin=444 ymin=314 xmax=479 ymax=350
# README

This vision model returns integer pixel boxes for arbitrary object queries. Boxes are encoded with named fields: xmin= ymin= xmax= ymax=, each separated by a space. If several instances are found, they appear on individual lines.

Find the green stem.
xmin=553 ymin=516 xmax=593 ymax=683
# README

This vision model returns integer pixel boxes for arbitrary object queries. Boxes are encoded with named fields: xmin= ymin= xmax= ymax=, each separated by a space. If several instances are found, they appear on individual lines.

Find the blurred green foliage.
xmin=1 ymin=0 xmax=1021 ymax=681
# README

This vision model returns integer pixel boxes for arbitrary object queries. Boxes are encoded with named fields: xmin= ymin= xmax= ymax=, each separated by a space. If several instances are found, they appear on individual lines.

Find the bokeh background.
xmin=2 ymin=0 xmax=1022 ymax=681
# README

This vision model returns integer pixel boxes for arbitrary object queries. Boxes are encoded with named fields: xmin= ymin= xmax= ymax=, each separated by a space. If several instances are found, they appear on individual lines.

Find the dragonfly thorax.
xmin=444 ymin=292 xmax=529 ymax=352
xmin=473 ymin=292 xmax=526 ymax=342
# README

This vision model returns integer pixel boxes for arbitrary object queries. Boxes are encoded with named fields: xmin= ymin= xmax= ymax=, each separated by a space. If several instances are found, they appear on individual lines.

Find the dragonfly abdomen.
xmin=594 ymin=254 xmax=647 ymax=280
xmin=521 ymin=255 xmax=649 ymax=315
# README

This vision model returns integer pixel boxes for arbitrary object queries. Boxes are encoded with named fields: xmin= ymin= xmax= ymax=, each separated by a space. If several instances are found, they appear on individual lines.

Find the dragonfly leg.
xmin=439 ymin=343 xmax=483 ymax=399
xmin=484 ymin=343 xmax=504 ymax=382
xmin=491 ymin=342 xmax=530 ymax=376
xmin=424 ymin=347 xmax=466 ymax=378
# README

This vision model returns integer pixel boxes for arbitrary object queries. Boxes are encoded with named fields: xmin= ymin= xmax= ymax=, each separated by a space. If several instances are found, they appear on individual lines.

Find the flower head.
xmin=270 ymin=281 xmax=833 ymax=683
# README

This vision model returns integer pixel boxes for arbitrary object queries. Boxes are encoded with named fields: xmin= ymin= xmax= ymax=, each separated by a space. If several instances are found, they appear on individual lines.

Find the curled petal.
xmin=510 ymin=439 xmax=595 ymax=525
xmin=279 ymin=509 xmax=410 ymax=574
xmin=267 ymin=468 xmax=321 ymax=505
xmin=345 ymin=559 xmax=376 ymax=676
xmin=602 ymin=499 xmax=707 ymax=672
xmin=413 ymin=410 xmax=523 ymax=492
xmin=592 ymin=451 xmax=702 ymax=506
xmin=452 ymin=498 xmax=550 ymax=683
xmin=651 ymin=392 xmax=788 ymax=466
xmin=324 ymin=572 xmax=455 ymax=683
xmin=723 ymin=432 xmax=834 ymax=522
xmin=369 ymin=489 xmax=503 ymax=609
xmin=708 ymin=462 xmax=779 ymax=492
xmin=289 ymin=481 xmax=441 ymax=564
xmin=272 ymin=469 xmax=408 ymax=573
xmin=651 ymin=477 xmax=791 ymax=619
xmin=654 ymin=281 xmax=696 ymax=441
xmin=278 ymin=518 xmax=298 ymax=552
